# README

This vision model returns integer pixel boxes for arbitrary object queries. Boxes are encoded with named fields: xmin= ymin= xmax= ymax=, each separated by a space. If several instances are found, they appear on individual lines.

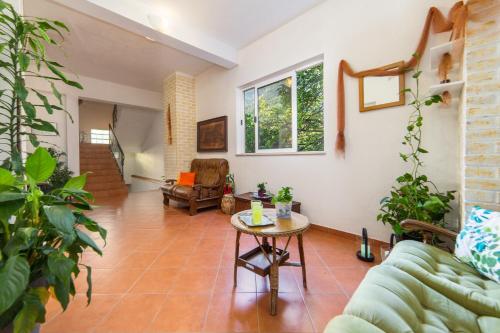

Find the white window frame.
xmin=237 ymin=59 xmax=324 ymax=155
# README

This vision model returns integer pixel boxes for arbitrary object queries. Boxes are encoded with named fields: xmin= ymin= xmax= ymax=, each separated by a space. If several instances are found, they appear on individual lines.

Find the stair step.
xmin=80 ymin=163 xmax=118 ymax=170
xmin=80 ymin=152 xmax=113 ymax=159
xmin=81 ymin=169 xmax=121 ymax=177
xmin=86 ymin=183 xmax=127 ymax=191
xmin=90 ymin=188 xmax=128 ymax=198
xmin=80 ymin=157 xmax=116 ymax=165
xmin=86 ymin=174 xmax=123 ymax=183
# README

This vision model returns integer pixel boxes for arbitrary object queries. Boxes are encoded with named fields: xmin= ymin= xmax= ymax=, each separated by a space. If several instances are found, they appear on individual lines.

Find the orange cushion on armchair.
xmin=177 ymin=172 xmax=196 ymax=186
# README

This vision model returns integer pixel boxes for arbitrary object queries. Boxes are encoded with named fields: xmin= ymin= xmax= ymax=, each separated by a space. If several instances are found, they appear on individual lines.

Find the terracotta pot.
xmin=221 ymin=194 xmax=235 ymax=215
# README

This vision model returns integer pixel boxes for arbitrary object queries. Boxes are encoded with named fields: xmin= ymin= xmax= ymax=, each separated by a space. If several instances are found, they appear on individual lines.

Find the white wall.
xmin=26 ymin=73 xmax=163 ymax=174
xmin=79 ymin=100 xmax=113 ymax=134
xmin=196 ymin=0 xmax=460 ymax=242
xmin=134 ymin=111 xmax=165 ymax=181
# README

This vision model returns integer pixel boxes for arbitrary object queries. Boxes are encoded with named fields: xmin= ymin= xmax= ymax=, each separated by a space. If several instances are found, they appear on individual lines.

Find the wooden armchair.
xmin=161 ymin=159 xmax=229 ymax=215
xmin=401 ymin=219 xmax=458 ymax=252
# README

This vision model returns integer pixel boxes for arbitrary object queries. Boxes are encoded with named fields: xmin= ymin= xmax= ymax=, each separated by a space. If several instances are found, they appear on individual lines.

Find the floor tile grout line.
xmin=288 ymin=235 xmax=320 ymax=333
xmin=200 ymin=224 xmax=230 ymax=332
xmin=144 ymin=219 xmax=205 ymax=332
xmin=91 ymin=216 xmax=191 ymax=332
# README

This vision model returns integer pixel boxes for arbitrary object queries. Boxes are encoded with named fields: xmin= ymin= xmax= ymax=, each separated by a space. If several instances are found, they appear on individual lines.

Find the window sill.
xmin=235 ymin=151 xmax=326 ymax=157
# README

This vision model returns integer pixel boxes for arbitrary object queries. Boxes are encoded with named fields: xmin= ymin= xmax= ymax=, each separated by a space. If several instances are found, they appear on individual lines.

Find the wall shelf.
xmin=430 ymin=39 xmax=464 ymax=71
xmin=428 ymin=80 xmax=464 ymax=95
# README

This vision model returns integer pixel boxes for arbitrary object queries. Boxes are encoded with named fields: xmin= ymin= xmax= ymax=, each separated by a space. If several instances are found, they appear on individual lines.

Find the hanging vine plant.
xmin=377 ymin=56 xmax=455 ymax=237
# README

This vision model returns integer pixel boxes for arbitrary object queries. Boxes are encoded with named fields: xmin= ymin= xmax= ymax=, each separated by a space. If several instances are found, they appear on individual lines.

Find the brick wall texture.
xmin=464 ymin=0 xmax=500 ymax=213
xmin=163 ymin=73 xmax=197 ymax=180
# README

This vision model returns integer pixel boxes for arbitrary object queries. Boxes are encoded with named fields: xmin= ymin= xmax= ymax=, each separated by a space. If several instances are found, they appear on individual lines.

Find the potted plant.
xmin=0 ymin=2 xmax=105 ymax=332
xmin=257 ymin=182 xmax=267 ymax=197
xmin=377 ymin=56 xmax=455 ymax=241
xmin=272 ymin=186 xmax=293 ymax=219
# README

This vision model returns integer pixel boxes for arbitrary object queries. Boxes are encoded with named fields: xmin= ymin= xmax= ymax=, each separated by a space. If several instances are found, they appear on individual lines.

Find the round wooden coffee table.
xmin=231 ymin=209 xmax=310 ymax=315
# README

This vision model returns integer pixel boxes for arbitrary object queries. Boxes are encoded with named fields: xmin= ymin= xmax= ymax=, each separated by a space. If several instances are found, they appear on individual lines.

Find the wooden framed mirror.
xmin=358 ymin=61 xmax=405 ymax=112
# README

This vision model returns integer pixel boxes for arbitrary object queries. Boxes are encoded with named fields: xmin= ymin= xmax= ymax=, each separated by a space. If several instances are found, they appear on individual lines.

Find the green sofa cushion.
xmin=324 ymin=315 xmax=385 ymax=333
xmin=384 ymin=240 xmax=500 ymax=316
xmin=343 ymin=264 xmax=482 ymax=333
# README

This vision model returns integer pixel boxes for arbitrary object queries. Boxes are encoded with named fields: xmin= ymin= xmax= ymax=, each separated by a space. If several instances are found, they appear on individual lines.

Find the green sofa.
xmin=325 ymin=221 xmax=500 ymax=333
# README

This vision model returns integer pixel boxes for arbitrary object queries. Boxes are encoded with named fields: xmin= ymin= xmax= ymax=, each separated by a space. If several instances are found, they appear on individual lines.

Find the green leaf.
xmin=22 ymin=101 xmax=36 ymax=118
xmin=84 ymin=265 xmax=92 ymax=305
xmin=0 ymin=255 xmax=30 ymax=313
xmin=28 ymin=134 xmax=40 ymax=148
xmin=0 ymin=192 xmax=26 ymax=202
xmin=14 ymin=78 xmax=28 ymax=100
xmin=423 ymin=196 xmax=445 ymax=214
xmin=66 ymin=80 xmax=83 ymax=90
xmin=48 ymin=253 xmax=74 ymax=310
xmin=50 ymin=82 xmax=62 ymax=104
xmin=19 ymin=53 xmax=30 ymax=72
xmin=53 ymin=20 xmax=69 ymax=31
xmin=0 ymin=167 xmax=15 ymax=186
xmin=34 ymin=91 xmax=53 ymax=114
xmin=4 ymin=227 xmax=37 ymax=256
xmin=43 ymin=205 xmax=75 ymax=238
xmin=64 ymin=174 xmax=87 ymax=190
xmin=76 ymin=229 xmax=102 ymax=255
xmin=26 ymin=147 xmax=56 ymax=182
xmin=12 ymin=287 xmax=49 ymax=333
xmin=30 ymin=120 xmax=58 ymax=134
xmin=417 ymin=147 xmax=428 ymax=153
xmin=46 ymin=61 xmax=67 ymax=82
xmin=37 ymin=27 xmax=51 ymax=43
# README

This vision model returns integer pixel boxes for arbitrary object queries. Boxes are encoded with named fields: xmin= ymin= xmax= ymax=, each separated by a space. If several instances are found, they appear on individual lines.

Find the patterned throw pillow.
xmin=455 ymin=206 xmax=500 ymax=283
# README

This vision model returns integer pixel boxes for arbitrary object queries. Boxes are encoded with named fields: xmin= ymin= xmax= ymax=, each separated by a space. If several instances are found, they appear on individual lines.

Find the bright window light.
xmin=90 ymin=129 xmax=110 ymax=144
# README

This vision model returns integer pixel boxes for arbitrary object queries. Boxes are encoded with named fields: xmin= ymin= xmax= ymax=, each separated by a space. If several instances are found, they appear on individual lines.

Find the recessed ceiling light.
xmin=148 ymin=14 xmax=168 ymax=32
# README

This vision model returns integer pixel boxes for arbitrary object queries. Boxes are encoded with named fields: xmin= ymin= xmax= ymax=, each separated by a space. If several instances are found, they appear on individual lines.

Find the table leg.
xmin=233 ymin=231 xmax=241 ymax=287
xmin=270 ymin=237 xmax=279 ymax=315
xmin=298 ymin=233 xmax=307 ymax=288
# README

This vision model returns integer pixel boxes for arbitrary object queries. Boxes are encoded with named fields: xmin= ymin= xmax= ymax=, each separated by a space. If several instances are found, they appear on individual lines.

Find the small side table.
xmin=234 ymin=192 xmax=301 ymax=214
xmin=230 ymin=209 xmax=310 ymax=315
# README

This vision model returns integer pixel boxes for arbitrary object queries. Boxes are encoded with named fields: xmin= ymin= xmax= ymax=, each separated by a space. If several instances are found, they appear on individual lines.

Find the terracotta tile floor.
xmin=41 ymin=190 xmax=380 ymax=333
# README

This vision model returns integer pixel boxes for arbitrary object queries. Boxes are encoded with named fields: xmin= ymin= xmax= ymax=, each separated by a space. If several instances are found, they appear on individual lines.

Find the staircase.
xmin=80 ymin=143 xmax=128 ymax=198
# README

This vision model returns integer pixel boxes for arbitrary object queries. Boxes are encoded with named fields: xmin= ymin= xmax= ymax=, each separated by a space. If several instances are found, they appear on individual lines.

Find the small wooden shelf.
xmin=428 ymin=80 xmax=464 ymax=95
xmin=430 ymin=39 xmax=464 ymax=71
xmin=237 ymin=244 xmax=290 ymax=277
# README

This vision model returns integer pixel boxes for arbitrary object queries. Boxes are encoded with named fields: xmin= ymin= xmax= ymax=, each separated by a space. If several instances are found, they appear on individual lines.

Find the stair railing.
xmin=108 ymin=124 xmax=124 ymax=179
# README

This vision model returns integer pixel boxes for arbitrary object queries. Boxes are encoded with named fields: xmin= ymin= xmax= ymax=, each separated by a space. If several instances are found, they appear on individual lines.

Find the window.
xmin=90 ymin=129 xmax=110 ymax=144
xmin=240 ymin=62 xmax=324 ymax=154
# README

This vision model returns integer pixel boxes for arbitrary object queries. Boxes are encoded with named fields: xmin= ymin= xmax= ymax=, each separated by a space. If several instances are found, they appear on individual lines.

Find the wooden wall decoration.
xmin=167 ymin=104 xmax=172 ymax=145
xmin=197 ymin=116 xmax=228 ymax=152
xmin=335 ymin=1 xmax=468 ymax=157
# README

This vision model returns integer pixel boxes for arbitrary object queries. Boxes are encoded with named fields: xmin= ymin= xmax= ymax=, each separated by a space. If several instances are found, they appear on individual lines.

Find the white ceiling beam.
xmin=49 ymin=0 xmax=238 ymax=69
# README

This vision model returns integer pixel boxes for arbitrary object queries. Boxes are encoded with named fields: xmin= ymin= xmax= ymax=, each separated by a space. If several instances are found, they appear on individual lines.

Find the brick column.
xmin=463 ymin=0 xmax=500 ymax=217
xmin=163 ymin=73 xmax=197 ymax=180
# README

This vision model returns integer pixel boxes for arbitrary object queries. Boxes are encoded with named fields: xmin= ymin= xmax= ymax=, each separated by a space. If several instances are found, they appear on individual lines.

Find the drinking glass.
xmin=251 ymin=200 xmax=263 ymax=225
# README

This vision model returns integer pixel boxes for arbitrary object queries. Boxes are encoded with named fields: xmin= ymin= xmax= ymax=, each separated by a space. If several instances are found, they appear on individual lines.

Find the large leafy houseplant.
xmin=377 ymin=60 xmax=455 ymax=237
xmin=0 ymin=2 xmax=106 ymax=332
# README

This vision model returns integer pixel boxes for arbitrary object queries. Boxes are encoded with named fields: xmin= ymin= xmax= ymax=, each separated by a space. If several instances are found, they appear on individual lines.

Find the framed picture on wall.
xmin=197 ymin=116 xmax=228 ymax=152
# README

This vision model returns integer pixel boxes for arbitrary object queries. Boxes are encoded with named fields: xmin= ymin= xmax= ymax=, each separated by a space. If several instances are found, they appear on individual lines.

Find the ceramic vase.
xmin=275 ymin=202 xmax=292 ymax=219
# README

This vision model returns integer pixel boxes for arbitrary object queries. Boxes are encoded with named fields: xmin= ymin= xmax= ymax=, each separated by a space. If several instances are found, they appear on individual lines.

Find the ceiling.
xmin=24 ymin=0 xmax=324 ymax=92
xmin=134 ymin=0 xmax=325 ymax=49
xmin=24 ymin=0 xmax=213 ymax=92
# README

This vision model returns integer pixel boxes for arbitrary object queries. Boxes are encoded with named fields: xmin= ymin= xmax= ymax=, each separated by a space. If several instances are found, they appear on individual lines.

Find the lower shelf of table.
xmin=237 ymin=244 xmax=290 ymax=277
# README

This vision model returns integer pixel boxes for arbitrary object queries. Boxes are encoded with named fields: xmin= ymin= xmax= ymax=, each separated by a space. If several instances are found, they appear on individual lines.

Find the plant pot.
xmin=275 ymin=202 xmax=292 ymax=219
xmin=258 ymin=190 xmax=266 ymax=197
xmin=221 ymin=194 xmax=235 ymax=215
